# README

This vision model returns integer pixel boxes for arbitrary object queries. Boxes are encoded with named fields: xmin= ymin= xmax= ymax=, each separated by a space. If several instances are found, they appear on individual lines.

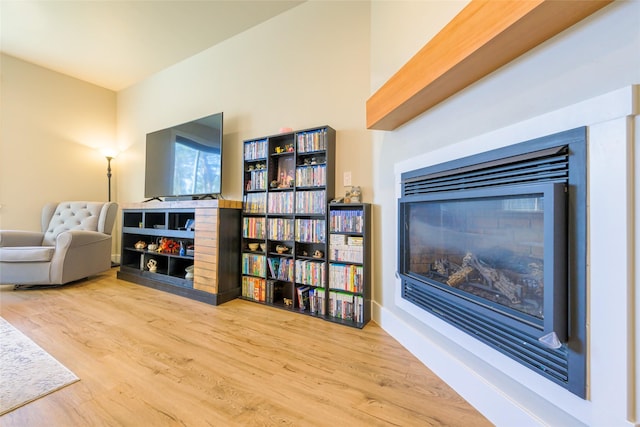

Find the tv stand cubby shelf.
xmin=117 ymin=200 xmax=241 ymax=305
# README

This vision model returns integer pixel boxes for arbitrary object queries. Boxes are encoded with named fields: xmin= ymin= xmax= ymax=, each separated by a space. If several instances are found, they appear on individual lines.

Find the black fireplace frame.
xmin=398 ymin=127 xmax=586 ymax=397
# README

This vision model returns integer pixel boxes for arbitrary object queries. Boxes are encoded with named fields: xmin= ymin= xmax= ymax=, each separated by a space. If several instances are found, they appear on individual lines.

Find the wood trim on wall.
xmin=366 ymin=0 xmax=613 ymax=131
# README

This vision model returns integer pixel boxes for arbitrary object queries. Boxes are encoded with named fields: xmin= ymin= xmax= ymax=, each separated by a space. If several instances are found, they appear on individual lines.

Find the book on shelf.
xmin=294 ymin=219 xmax=326 ymax=243
xmin=244 ymin=193 xmax=267 ymax=214
xmin=247 ymin=169 xmax=267 ymax=191
xmin=243 ymin=217 xmax=266 ymax=239
xmin=309 ymin=287 xmax=326 ymax=315
xmin=329 ymin=263 xmax=363 ymax=293
xmin=253 ymin=282 xmax=261 ymax=301
xmin=267 ymin=192 xmax=294 ymax=214
xmin=267 ymin=257 xmax=279 ymax=278
xmin=329 ymin=291 xmax=364 ymax=323
xmin=297 ymin=286 xmax=311 ymax=312
xmin=295 ymin=164 xmax=326 ymax=187
xmin=242 ymin=276 xmax=266 ymax=301
xmin=347 ymin=236 xmax=363 ymax=246
xmin=329 ymin=209 xmax=364 ymax=233
xmin=297 ymin=129 xmax=327 ymax=153
xmin=329 ymin=234 xmax=364 ymax=263
xmin=265 ymin=280 xmax=285 ymax=304
xmin=295 ymin=190 xmax=326 ymax=214
xmin=242 ymin=253 xmax=266 ymax=276
xmin=295 ymin=259 xmax=326 ymax=287
xmin=267 ymin=218 xmax=294 ymax=240
xmin=277 ymin=258 xmax=294 ymax=281
xmin=244 ymin=139 xmax=268 ymax=160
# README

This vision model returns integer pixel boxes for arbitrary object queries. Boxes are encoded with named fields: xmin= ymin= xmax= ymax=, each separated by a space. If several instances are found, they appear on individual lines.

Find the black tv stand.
xmin=117 ymin=200 xmax=242 ymax=306
xmin=143 ymin=197 xmax=164 ymax=203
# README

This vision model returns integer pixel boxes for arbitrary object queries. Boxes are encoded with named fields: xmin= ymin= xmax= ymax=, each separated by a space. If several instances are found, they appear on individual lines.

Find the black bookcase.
xmin=327 ymin=203 xmax=371 ymax=328
xmin=241 ymin=126 xmax=336 ymax=320
xmin=117 ymin=200 xmax=241 ymax=305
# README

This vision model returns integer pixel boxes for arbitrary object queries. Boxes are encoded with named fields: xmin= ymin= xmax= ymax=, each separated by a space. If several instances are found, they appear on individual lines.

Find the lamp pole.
xmin=106 ymin=156 xmax=113 ymax=202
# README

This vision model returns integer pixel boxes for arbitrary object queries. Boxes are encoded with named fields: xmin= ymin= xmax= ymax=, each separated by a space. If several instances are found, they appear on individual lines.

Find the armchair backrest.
xmin=41 ymin=201 xmax=118 ymax=246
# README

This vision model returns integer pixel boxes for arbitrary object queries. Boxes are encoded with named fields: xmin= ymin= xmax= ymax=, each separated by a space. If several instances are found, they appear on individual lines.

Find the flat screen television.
xmin=144 ymin=112 xmax=223 ymax=200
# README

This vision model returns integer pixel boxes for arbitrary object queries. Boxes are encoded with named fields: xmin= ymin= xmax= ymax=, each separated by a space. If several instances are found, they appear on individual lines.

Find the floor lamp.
xmin=106 ymin=156 xmax=114 ymax=202
xmin=102 ymin=150 xmax=119 ymax=267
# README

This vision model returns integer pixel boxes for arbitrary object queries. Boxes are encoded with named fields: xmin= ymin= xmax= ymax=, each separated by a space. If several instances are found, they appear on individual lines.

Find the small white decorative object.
xmin=349 ymin=186 xmax=362 ymax=203
xmin=185 ymin=265 xmax=194 ymax=280
xmin=147 ymin=259 xmax=157 ymax=273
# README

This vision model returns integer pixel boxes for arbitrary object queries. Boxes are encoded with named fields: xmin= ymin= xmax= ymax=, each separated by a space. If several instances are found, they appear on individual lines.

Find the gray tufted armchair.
xmin=0 ymin=201 xmax=118 ymax=286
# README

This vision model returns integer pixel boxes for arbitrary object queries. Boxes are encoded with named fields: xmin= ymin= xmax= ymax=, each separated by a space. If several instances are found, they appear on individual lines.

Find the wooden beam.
xmin=366 ymin=0 xmax=613 ymax=131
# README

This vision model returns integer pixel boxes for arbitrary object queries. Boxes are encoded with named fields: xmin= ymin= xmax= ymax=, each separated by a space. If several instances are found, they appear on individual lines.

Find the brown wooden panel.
xmin=195 ymin=230 xmax=218 ymax=242
xmin=366 ymin=0 xmax=612 ymax=130
xmin=195 ymin=253 xmax=219 ymax=265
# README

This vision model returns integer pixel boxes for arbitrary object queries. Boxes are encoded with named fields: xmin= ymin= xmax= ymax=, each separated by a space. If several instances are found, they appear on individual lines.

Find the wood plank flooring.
xmin=0 ymin=269 xmax=491 ymax=426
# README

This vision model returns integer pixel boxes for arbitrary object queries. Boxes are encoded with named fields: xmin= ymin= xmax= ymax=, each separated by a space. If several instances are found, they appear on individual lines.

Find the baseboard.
xmin=372 ymin=301 xmax=584 ymax=426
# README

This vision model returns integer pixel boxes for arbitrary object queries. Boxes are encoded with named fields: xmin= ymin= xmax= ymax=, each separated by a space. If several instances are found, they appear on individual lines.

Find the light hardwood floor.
xmin=0 ymin=269 xmax=491 ymax=426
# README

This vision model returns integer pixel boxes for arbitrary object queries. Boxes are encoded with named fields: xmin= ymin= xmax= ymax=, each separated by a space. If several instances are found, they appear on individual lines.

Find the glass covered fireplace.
xmin=398 ymin=127 xmax=587 ymax=397
xmin=402 ymin=183 xmax=566 ymax=341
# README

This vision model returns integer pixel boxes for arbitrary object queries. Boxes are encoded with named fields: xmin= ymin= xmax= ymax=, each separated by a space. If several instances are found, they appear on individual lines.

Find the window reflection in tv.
xmin=173 ymin=135 xmax=221 ymax=196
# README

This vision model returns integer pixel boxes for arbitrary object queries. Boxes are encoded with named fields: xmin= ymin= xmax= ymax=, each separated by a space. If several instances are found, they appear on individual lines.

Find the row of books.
xmin=295 ymin=259 xmax=326 ymax=287
xmin=242 ymin=253 xmax=266 ymax=277
xmin=244 ymin=218 xmax=325 ymax=242
xmin=330 ymin=234 xmax=363 ymax=245
xmin=268 ymin=192 xmax=294 ymax=214
xmin=242 ymin=276 xmax=265 ymax=301
xmin=245 ymin=169 xmax=267 ymax=191
xmin=328 ymin=291 xmax=365 ymax=323
xmin=329 ymin=234 xmax=363 ymax=263
xmin=295 ymin=164 xmax=326 ymax=187
xmin=242 ymin=277 xmax=285 ymax=304
xmin=268 ymin=257 xmax=294 ymax=281
xmin=242 ymin=278 xmax=363 ymax=322
xmin=243 ymin=217 xmax=266 ymax=239
xmin=329 ymin=210 xmax=364 ymax=233
xmin=243 ymin=193 xmax=267 ymax=213
xmin=244 ymin=139 xmax=268 ymax=160
xmin=297 ymin=129 xmax=328 ymax=153
xmin=297 ymin=286 xmax=325 ymax=315
xmin=329 ymin=263 xmax=364 ymax=293
xmin=244 ymin=191 xmax=328 ymax=214
xmin=294 ymin=219 xmax=326 ymax=243
xmin=267 ymin=218 xmax=294 ymax=241
xmin=329 ymin=246 xmax=363 ymax=263
xmin=295 ymin=190 xmax=326 ymax=214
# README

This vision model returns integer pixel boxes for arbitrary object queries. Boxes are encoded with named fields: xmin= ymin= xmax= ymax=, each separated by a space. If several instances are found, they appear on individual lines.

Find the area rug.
xmin=0 ymin=317 xmax=79 ymax=415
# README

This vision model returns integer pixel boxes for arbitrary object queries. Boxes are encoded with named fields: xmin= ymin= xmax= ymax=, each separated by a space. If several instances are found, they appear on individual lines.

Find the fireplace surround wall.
xmin=390 ymin=85 xmax=638 ymax=425
xmin=398 ymin=127 xmax=586 ymax=396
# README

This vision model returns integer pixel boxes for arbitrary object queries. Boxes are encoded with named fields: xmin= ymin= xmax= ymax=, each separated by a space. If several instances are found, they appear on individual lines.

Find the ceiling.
xmin=0 ymin=0 xmax=304 ymax=91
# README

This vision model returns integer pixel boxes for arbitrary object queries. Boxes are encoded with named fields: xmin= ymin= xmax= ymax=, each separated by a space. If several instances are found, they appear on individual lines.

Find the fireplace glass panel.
xmin=406 ymin=193 xmax=547 ymax=321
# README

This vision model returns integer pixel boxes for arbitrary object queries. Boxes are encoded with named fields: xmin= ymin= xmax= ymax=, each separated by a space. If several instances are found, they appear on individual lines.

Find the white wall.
xmin=116 ymin=1 xmax=372 ymax=207
xmin=370 ymin=1 xmax=640 ymax=425
xmin=0 ymin=54 xmax=117 ymax=230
